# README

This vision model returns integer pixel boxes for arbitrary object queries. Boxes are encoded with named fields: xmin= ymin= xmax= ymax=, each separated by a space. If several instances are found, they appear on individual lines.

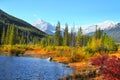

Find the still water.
xmin=0 ymin=56 xmax=73 ymax=80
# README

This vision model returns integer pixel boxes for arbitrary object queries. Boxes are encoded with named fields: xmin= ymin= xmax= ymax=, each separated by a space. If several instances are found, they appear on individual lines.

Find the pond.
xmin=0 ymin=56 xmax=73 ymax=80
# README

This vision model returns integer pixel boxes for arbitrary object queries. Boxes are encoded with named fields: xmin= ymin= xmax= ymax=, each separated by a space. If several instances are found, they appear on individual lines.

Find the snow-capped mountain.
xmin=32 ymin=19 xmax=120 ymax=42
xmin=83 ymin=21 xmax=120 ymax=42
xmin=84 ymin=21 xmax=117 ymax=34
xmin=33 ymin=19 xmax=64 ymax=35
xmin=33 ymin=19 xmax=56 ymax=35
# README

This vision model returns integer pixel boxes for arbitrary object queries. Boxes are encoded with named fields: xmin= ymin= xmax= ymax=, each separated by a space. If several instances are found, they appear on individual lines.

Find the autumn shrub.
xmin=69 ymin=53 xmax=86 ymax=62
xmin=51 ymin=47 xmax=88 ymax=62
xmin=91 ymin=54 xmax=120 ymax=80
xmin=20 ymin=45 xmax=33 ymax=50
xmin=9 ymin=48 xmax=25 ymax=56
xmin=84 ymin=47 xmax=95 ymax=54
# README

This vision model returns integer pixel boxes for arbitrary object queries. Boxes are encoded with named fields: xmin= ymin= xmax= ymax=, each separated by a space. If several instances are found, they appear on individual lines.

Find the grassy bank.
xmin=25 ymin=46 xmax=91 ymax=63
xmin=0 ymin=45 xmax=31 ymax=56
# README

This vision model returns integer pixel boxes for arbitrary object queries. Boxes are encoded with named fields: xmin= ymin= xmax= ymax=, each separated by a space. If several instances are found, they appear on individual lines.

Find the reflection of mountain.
xmin=33 ymin=19 xmax=56 ymax=35
xmin=0 ymin=9 xmax=46 ymax=40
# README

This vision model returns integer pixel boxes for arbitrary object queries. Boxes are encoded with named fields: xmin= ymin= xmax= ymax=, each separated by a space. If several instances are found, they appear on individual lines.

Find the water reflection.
xmin=0 ymin=56 xmax=73 ymax=80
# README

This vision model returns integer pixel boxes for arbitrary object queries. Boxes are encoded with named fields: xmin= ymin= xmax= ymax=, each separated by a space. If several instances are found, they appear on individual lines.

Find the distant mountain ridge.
xmin=84 ymin=21 xmax=117 ymax=34
xmin=103 ymin=23 xmax=120 ymax=42
xmin=84 ymin=21 xmax=120 ymax=42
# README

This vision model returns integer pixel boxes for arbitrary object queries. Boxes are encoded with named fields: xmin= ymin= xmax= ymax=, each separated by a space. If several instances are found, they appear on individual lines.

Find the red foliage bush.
xmin=91 ymin=54 xmax=120 ymax=80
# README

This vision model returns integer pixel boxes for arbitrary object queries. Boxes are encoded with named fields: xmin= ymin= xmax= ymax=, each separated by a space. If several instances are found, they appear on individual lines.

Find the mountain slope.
xmin=0 ymin=9 xmax=47 ymax=42
xmin=0 ymin=10 xmax=46 ymax=37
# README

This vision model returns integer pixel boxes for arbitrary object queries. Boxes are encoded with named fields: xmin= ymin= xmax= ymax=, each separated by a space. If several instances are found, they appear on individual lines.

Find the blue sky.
xmin=0 ymin=0 xmax=120 ymax=28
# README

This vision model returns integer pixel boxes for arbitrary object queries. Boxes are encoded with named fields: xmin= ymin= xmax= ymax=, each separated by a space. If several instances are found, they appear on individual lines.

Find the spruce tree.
xmin=14 ymin=27 xmax=19 ymax=44
xmin=9 ymin=24 xmax=15 ymax=45
xmin=70 ymin=26 xmax=76 ymax=47
xmin=102 ymin=33 xmax=116 ymax=51
xmin=54 ymin=21 xmax=62 ymax=46
xmin=76 ymin=27 xmax=83 ymax=47
xmin=1 ymin=27 xmax=5 ymax=45
xmin=63 ymin=23 xmax=69 ymax=46
xmin=20 ymin=32 xmax=25 ymax=44
xmin=5 ymin=25 xmax=10 ymax=44
xmin=94 ymin=25 xmax=103 ymax=39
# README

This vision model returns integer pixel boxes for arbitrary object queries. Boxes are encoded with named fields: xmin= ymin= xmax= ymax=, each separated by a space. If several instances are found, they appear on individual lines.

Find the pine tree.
xmin=20 ymin=32 xmax=25 ymax=44
xmin=102 ymin=33 xmax=117 ymax=51
xmin=54 ymin=21 xmax=62 ymax=46
xmin=94 ymin=25 xmax=98 ymax=39
xmin=1 ymin=27 xmax=5 ymax=45
xmin=94 ymin=25 xmax=103 ymax=39
xmin=97 ymin=28 xmax=103 ymax=39
xmin=76 ymin=27 xmax=83 ymax=47
xmin=63 ymin=23 xmax=69 ymax=46
xmin=14 ymin=27 xmax=19 ymax=44
xmin=70 ymin=26 xmax=76 ymax=47
xmin=40 ymin=38 xmax=46 ymax=47
xmin=46 ymin=36 xmax=54 ymax=46
xmin=5 ymin=25 xmax=10 ymax=44
xmin=9 ymin=24 xmax=15 ymax=45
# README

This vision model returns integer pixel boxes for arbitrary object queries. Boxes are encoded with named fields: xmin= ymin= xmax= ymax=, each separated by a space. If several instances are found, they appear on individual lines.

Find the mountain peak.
xmin=33 ymin=19 xmax=45 ymax=25
xmin=33 ymin=19 xmax=56 ymax=35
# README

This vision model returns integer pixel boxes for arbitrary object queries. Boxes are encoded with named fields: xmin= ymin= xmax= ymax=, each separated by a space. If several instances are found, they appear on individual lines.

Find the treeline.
xmin=1 ymin=24 xmax=42 ymax=45
xmin=41 ymin=22 xmax=118 ymax=53
xmin=0 ymin=22 xmax=118 ymax=53
xmin=40 ymin=22 xmax=89 ymax=47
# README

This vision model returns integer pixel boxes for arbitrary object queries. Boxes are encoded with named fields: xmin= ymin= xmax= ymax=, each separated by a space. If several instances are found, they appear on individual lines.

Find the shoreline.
xmin=23 ymin=52 xmax=98 ymax=80
xmin=1 ymin=46 xmax=120 ymax=80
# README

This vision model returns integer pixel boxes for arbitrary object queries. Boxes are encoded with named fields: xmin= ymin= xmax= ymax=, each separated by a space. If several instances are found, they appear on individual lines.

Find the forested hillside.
xmin=0 ymin=9 xmax=47 ymax=44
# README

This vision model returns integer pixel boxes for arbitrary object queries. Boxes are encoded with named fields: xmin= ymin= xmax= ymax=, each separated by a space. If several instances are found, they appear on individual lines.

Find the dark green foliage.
xmin=82 ymin=35 xmax=90 ymax=46
xmin=102 ymin=33 xmax=118 ymax=51
xmin=40 ymin=36 xmax=55 ymax=47
xmin=1 ymin=27 xmax=5 ymax=44
xmin=1 ymin=24 xmax=44 ymax=45
xmin=94 ymin=25 xmax=103 ymax=39
xmin=76 ymin=27 xmax=83 ymax=47
xmin=5 ymin=25 xmax=10 ymax=44
xmin=85 ymin=28 xmax=118 ymax=54
xmin=54 ymin=21 xmax=63 ymax=46
xmin=70 ymin=26 xmax=76 ymax=47
xmin=63 ymin=23 xmax=69 ymax=46
xmin=9 ymin=24 xmax=15 ymax=45
xmin=10 ymin=48 xmax=25 ymax=56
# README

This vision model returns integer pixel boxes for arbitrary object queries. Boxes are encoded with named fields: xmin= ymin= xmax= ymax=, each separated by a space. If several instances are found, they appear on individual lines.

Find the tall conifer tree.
xmin=63 ymin=23 xmax=69 ymax=46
